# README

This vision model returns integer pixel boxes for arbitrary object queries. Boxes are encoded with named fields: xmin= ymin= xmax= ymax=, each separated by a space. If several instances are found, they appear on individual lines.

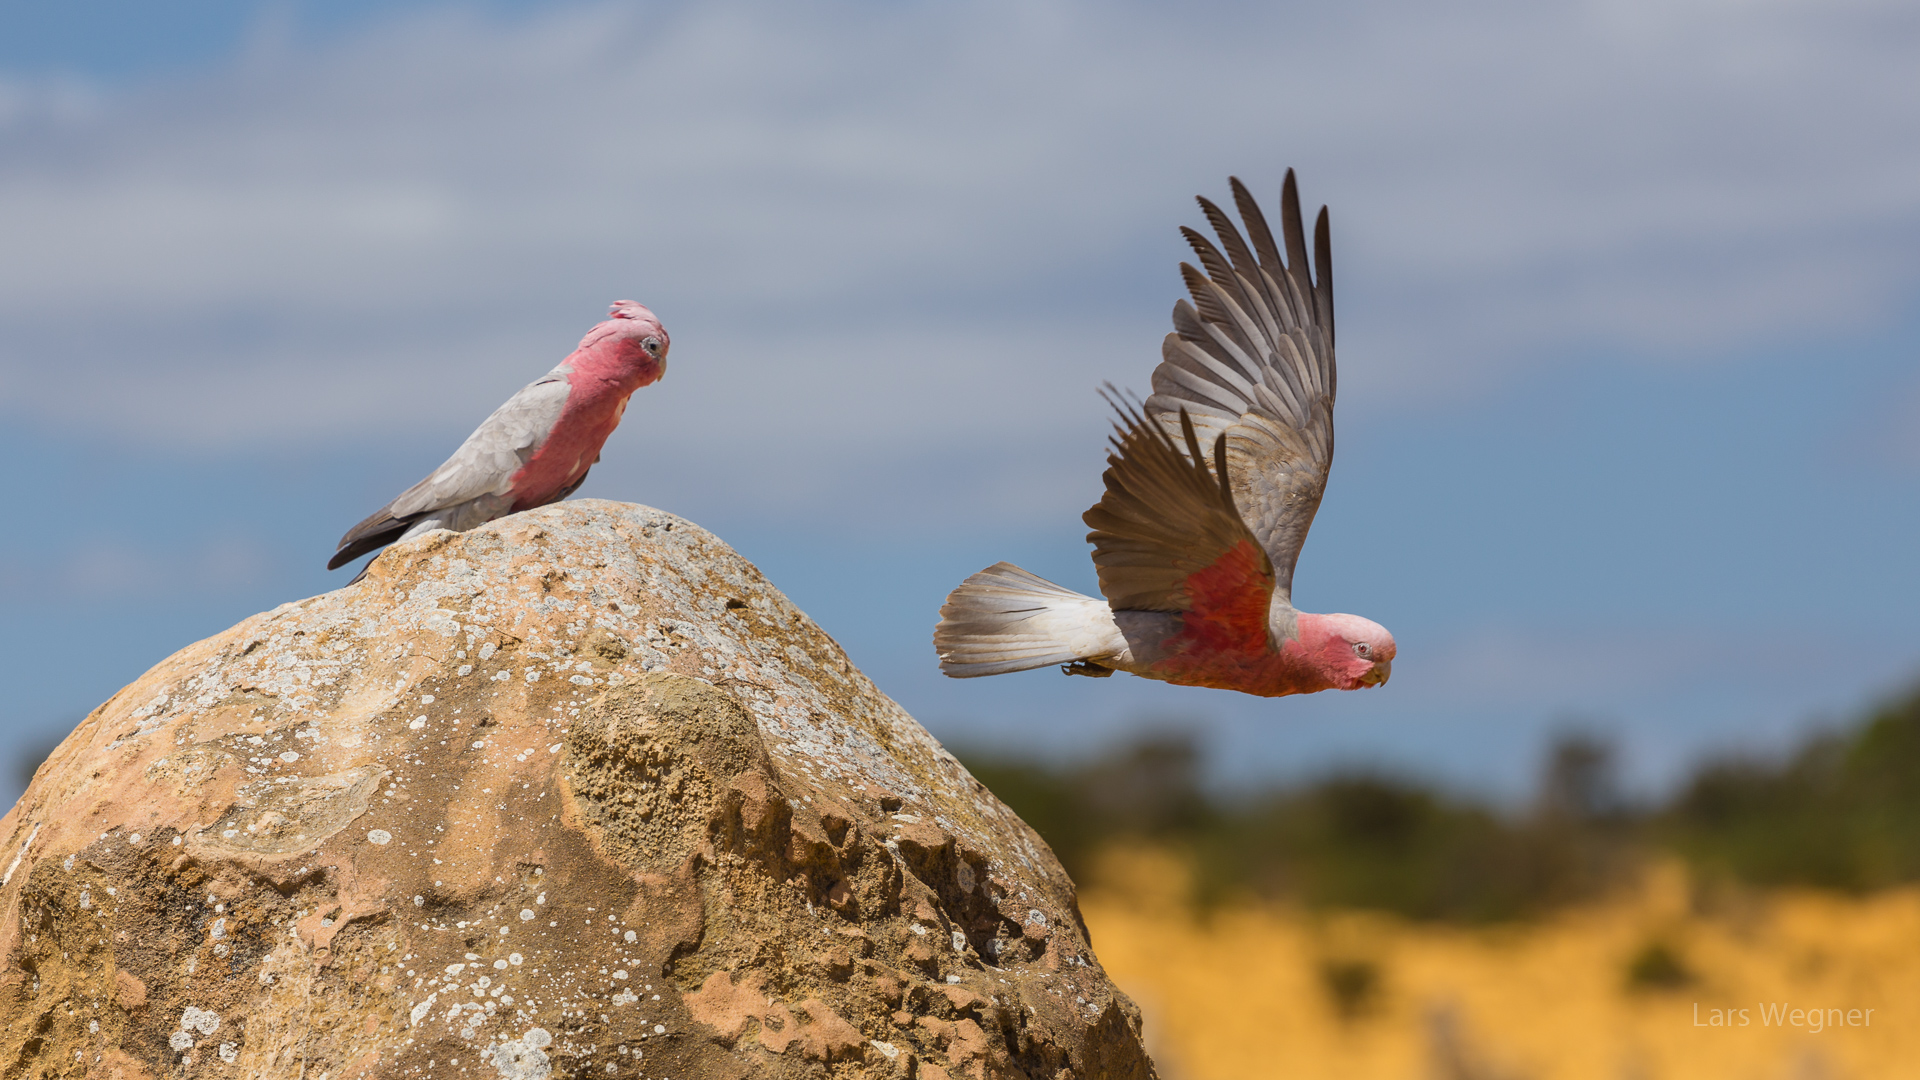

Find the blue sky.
xmin=2 ymin=0 xmax=1918 ymax=806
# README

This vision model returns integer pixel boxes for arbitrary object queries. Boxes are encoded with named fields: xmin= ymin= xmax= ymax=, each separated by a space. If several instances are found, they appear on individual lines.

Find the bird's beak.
xmin=1360 ymin=659 xmax=1391 ymax=687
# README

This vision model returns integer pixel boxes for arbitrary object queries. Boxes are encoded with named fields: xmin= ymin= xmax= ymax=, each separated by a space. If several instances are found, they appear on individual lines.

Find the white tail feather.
xmin=934 ymin=562 xmax=1119 ymax=677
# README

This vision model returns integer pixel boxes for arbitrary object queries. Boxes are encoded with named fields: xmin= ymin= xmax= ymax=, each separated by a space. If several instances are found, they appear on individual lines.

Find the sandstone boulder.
xmin=0 ymin=501 xmax=1156 ymax=1080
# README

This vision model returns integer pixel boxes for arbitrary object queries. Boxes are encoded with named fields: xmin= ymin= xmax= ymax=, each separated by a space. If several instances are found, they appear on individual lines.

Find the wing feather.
xmin=1314 ymin=203 xmax=1336 ymax=353
xmin=1179 ymin=227 xmax=1258 ymax=332
xmin=1082 ymin=394 xmax=1273 ymax=614
xmin=1166 ymin=315 xmax=1263 ymax=404
xmin=1280 ymin=170 xmax=1315 ymax=308
xmin=1193 ymin=201 xmax=1293 ymax=354
xmin=1230 ymin=177 xmax=1286 ymax=286
xmin=1142 ymin=169 xmax=1337 ymax=604
xmin=1154 ymin=350 xmax=1252 ymax=418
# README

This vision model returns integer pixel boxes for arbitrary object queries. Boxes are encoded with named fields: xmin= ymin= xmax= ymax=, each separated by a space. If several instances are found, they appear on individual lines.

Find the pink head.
xmin=570 ymin=300 xmax=670 ymax=387
xmin=1294 ymin=611 xmax=1396 ymax=691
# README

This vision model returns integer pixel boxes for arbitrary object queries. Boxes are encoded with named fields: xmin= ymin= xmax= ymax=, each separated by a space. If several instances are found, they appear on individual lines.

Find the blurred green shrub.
xmin=959 ymin=680 xmax=1920 ymax=920
xmin=960 ymin=731 xmax=1634 ymax=922
xmin=1318 ymin=956 xmax=1383 ymax=1020
xmin=1623 ymin=939 xmax=1695 ymax=991
xmin=1660 ymin=682 xmax=1920 ymax=891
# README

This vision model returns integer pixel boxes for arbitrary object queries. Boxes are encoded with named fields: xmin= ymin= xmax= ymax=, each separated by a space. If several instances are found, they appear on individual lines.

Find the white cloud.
xmin=0 ymin=0 xmax=1916 ymax=513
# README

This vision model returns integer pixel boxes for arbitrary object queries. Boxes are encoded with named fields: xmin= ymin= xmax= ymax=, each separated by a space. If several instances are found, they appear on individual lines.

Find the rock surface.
xmin=0 ymin=501 xmax=1157 ymax=1080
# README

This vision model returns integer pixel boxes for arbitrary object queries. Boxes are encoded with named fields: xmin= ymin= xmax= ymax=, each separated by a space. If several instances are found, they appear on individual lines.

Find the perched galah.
xmin=328 ymin=301 xmax=669 ymax=576
xmin=935 ymin=172 xmax=1394 ymax=697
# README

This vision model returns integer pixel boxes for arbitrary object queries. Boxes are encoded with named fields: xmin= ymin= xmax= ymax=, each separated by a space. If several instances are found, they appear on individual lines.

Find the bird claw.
xmin=1060 ymin=661 xmax=1113 ymax=678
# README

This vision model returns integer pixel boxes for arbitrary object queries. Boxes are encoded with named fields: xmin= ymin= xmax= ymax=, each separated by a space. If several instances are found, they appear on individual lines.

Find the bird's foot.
xmin=1060 ymin=661 xmax=1113 ymax=678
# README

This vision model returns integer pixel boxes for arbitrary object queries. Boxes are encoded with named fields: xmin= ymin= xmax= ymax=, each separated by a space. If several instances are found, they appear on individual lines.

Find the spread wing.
xmin=327 ymin=374 xmax=572 ymax=569
xmin=1144 ymin=170 xmax=1335 ymax=607
xmin=1083 ymin=396 xmax=1274 ymax=649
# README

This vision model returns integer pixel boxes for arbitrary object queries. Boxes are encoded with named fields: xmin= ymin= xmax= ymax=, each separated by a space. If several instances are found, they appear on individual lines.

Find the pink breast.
xmin=507 ymin=377 xmax=627 ymax=510
xmin=1148 ymin=632 xmax=1331 ymax=698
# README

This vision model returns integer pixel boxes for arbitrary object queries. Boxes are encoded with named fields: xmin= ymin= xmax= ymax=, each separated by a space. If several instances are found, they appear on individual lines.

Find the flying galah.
xmin=328 ymin=301 xmax=669 ymax=576
xmin=934 ymin=172 xmax=1394 ymax=697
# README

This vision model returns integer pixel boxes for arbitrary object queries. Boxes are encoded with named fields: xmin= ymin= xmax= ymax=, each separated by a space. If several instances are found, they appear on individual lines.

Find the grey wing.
xmin=388 ymin=373 xmax=573 ymax=516
xmin=328 ymin=374 xmax=571 ymax=569
xmin=1143 ymin=170 xmax=1335 ymax=606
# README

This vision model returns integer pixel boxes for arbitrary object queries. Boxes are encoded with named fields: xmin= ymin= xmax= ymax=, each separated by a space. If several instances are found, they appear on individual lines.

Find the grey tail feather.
xmin=934 ymin=561 xmax=1100 ymax=678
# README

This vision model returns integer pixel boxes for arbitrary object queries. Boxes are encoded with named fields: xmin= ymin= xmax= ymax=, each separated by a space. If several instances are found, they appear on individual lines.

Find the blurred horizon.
xmin=4 ymin=0 xmax=1920 ymax=814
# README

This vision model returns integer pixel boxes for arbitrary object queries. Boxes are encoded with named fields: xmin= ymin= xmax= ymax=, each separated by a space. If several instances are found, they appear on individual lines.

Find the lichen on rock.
xmin=0 ymin=501 xmax=1157 ymax=1079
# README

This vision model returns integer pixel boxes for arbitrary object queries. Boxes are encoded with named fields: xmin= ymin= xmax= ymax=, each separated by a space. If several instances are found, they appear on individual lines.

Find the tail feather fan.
xmin=934 ymin=562 xmax=1117 ymax=677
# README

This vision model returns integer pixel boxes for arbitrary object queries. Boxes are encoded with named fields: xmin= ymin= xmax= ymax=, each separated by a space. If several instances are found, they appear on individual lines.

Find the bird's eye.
xmin=641 ymin=336 xmax=661 ymax=355
xmin=1353 ymin=642 xmax=1371 ymax=658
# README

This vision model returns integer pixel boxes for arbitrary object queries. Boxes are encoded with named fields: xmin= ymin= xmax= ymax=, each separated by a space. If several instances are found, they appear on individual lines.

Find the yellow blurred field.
xmin=1081 ymin=849 xmax=1920 ymax=1080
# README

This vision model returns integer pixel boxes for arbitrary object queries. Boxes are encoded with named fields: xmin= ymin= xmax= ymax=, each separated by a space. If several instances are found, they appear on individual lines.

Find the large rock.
xmin=0 ymin=502 xmax=1156 ymax=1080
